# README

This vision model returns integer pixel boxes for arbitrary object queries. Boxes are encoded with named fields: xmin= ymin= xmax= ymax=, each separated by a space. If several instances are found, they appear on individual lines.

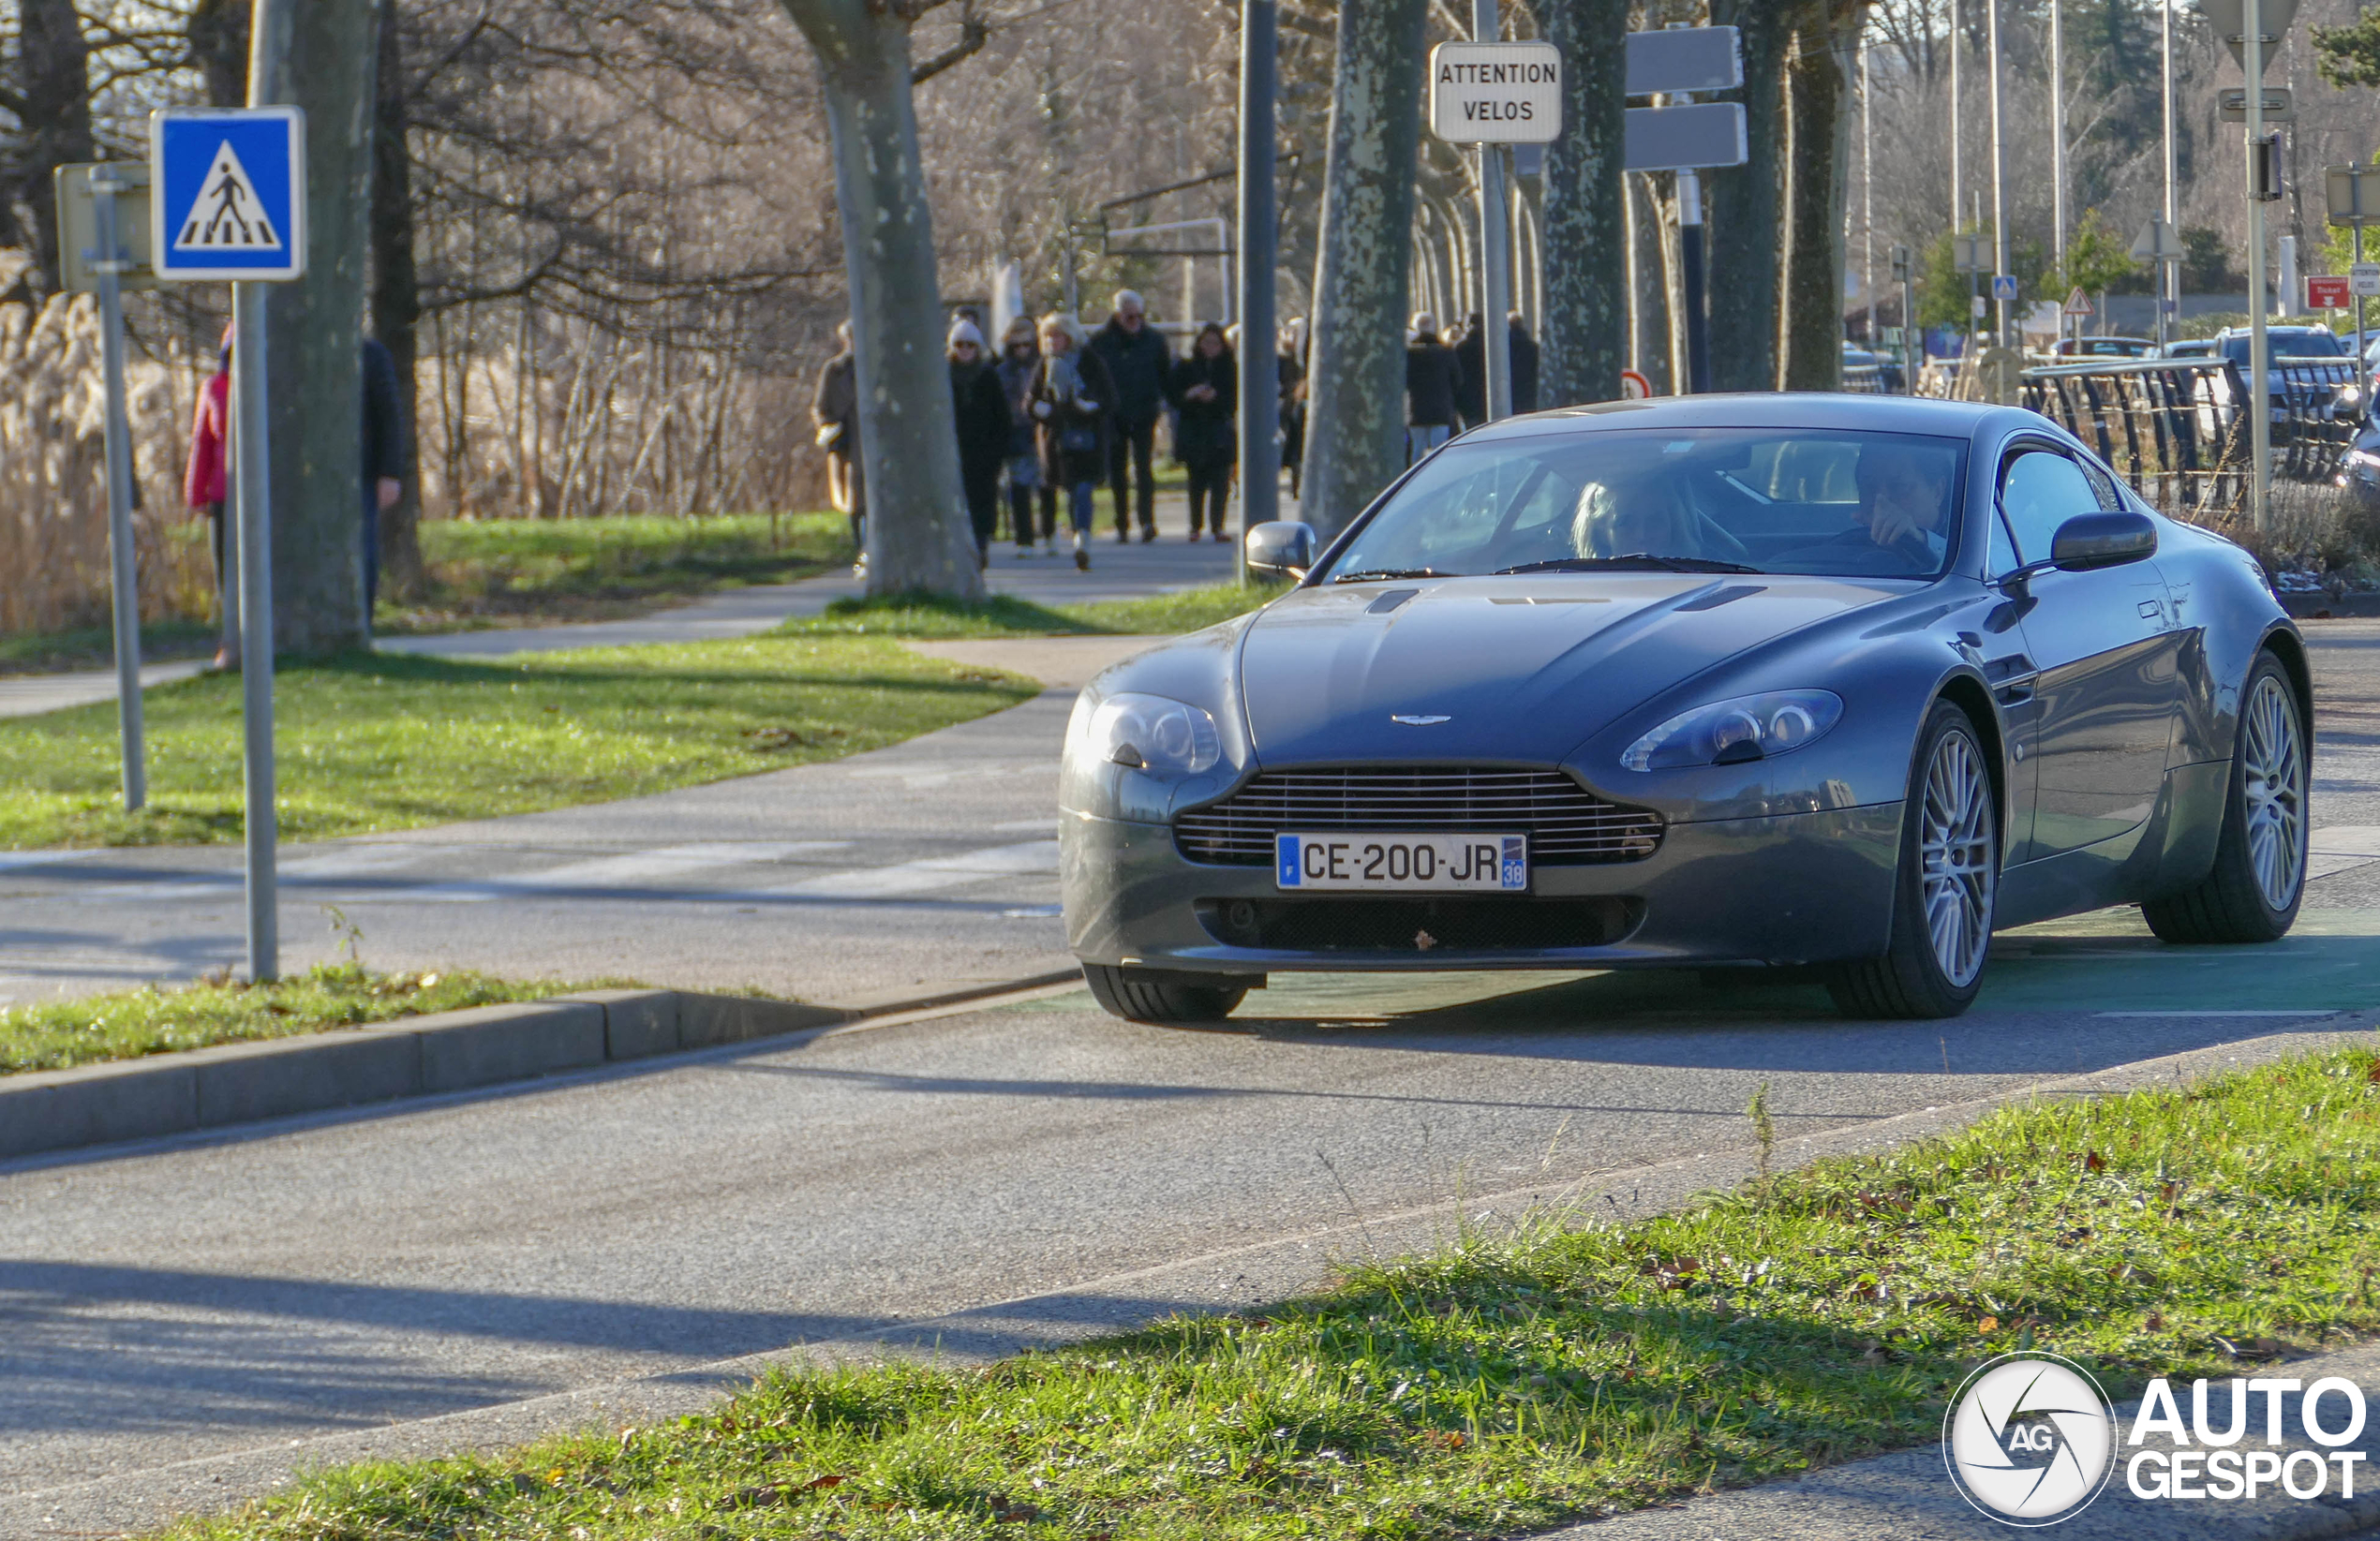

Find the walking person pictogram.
xmin=174 ymin=141 xmax=280 ymax=251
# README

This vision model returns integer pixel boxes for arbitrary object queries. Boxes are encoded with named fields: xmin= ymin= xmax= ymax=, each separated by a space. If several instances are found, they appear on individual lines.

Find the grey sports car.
xmin=1061 ymin=395 xmax=2310 ymax=1022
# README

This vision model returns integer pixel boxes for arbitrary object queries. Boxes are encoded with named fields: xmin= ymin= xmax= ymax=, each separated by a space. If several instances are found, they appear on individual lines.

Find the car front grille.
xmin=1173 ymin=766 xmax=1663 ymax=867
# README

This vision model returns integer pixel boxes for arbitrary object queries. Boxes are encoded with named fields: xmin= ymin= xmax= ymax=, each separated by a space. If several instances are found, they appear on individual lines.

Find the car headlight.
xmin=1621 ymin=689 xmax=1844 ymax=771
xmin=1076 ymin=692 xmax=1221 ymax=775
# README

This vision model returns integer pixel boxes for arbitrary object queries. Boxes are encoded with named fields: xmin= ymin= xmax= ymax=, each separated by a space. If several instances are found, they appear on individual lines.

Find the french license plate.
xmin=1274 ymin=833 xmax=1527 ymax=892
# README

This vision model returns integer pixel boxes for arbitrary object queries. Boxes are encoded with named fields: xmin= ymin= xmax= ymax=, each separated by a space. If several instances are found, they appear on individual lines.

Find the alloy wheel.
xmin=2241 ymin=674 xmax=2306 ymax=911
xmin=1919 ymin=729 xmax=1995 ymax=987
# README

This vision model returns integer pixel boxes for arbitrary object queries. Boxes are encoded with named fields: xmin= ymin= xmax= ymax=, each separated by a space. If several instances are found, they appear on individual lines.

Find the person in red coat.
xmin=184 ymin=326 xmax=237 ymax=669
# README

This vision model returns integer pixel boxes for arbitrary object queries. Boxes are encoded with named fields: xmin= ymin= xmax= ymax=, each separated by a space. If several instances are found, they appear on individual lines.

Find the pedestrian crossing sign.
xmin=148 ymin=107 xmax=305 ymax=281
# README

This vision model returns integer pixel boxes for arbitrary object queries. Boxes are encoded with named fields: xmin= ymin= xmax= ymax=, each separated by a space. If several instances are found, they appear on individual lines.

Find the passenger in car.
xmin=1571 ymin=479 xmax=1702 ymax=558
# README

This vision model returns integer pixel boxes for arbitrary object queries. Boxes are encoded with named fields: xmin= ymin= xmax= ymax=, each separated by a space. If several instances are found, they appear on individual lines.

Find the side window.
xmin=1997 ymin=449 xmax=2099 ymax=564
xmin=2076 ymin=455 xmax=2123 ymax=511
xmin=1987 ymin=510 xmax=2020 ymax=580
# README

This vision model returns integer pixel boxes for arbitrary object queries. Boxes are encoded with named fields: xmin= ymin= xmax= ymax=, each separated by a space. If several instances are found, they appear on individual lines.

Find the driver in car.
xmin=1854 ymin=442 xmax=1956 ymax=563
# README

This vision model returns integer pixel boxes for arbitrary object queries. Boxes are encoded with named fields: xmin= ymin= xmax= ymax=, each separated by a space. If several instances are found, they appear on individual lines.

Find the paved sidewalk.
xmin=0 ymin=659 xmax=208 ymax=722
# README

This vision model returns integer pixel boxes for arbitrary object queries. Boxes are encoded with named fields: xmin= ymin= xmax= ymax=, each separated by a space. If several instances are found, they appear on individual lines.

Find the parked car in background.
xmin=2053 ymin=335 xmax=2154 ymax=359
xmin=2194 ymin=326 xmax=2359 ymax=442
xmin=2155 ymin=338 xmax=2217 ymax=360
xmin=1840 ymin=344 xmax=1904 ymax=394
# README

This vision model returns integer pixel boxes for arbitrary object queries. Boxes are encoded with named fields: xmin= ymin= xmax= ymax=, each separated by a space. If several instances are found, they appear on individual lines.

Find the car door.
xmin=1994 ymin=443 xmax=2182 ymax=862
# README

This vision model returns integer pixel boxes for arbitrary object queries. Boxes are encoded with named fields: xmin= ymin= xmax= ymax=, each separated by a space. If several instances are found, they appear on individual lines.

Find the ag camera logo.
xmin=1943 ymin=1354 xmax=2117 ymax=1525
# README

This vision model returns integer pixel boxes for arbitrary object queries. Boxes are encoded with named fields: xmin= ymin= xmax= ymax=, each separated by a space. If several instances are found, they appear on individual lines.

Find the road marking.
xmin=385 ymin=842 xmax=852 ymax=902
xmin=2095 ymin=1009 xmax=2338 ymax=1018
xmin=765 ymin=839 xmax=1059 ymax=899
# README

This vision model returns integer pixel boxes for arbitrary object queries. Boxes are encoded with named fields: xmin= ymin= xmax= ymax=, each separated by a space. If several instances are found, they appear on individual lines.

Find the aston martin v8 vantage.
xmin=1060 ymin=395 xmax=2310 ymax=1022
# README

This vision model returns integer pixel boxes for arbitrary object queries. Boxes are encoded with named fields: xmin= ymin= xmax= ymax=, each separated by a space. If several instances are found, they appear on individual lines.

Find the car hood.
xmin=1239 ymin=574 xmax=1904 ymax=764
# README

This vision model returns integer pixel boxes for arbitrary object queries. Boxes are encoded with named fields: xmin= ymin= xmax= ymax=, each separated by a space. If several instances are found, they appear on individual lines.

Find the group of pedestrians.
xmin=815 ymin=289 xmax=1301 ymax=573
xmin=1404 ymin=310 xmax=1540 ymax=465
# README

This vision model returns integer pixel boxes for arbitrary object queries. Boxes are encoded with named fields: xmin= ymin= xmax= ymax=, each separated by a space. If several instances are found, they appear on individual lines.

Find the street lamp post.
xmin=2050 ymin=0 xmax=2068 ymax=348
xmin=2244 ymin=0 xmax=2271 ymax=537
xmin=1236 ymin=0 xmax=1279 ymax=575
xmin=1987 ymin=0 xmax=2011 ymax=348
xmin=2162 ymin=0 xmax=2179 ymax=350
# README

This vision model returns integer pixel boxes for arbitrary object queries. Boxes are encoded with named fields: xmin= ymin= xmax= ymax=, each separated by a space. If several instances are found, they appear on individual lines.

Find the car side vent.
xmin=1674 ymin=584 xmax=1767 ymax=612
xmin=1175 ymin=767 xmax=1663 ymax=867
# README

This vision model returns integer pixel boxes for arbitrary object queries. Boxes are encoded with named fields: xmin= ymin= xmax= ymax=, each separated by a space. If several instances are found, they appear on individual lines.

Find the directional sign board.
xmin=2201 ymin=0 xmax=2298 ymax=73
xmin=2356 ymin=263 xmax=2380 ymax=298
xmin=1625 ymin=27 xmax=1741 ymax=95
xmin=2309 ymin=274 xmax=2353 ymax=309
xmin=149 ymin=108 xmax=305 ymax=281
xmin=1429 ymin=43 xmax=1562 ymax=144
xmin=53 ymin=163 xmax=155 ymax=294
xmin=1992 ymin=274 xmax=2019 ymax=303
xmin=1623 ymin=102 xmax=1747 ymax=171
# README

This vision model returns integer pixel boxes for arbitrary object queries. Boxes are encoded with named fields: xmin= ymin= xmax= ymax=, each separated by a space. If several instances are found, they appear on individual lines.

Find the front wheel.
xmin=2142 ymin=652 xmax=2307 ymax=943
xmin=1082 ymin=964 xmax=1249 ymax=1025
xmin=1828 ymin=701 xmax=1998 ymax=1019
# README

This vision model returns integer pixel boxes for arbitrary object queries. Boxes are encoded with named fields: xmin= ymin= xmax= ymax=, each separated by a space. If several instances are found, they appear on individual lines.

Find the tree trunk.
xmin=186 ymin=0 xmax=250 ymax=107
xmin=1533 ymin=0 xmax=1629 ymax=406
xmin=1781 ymin=0 xmax=1857 ymax=392
xmin=251 ymin=0 xmax=379 ymax=655
xmin=372 ymin=0 xmax=425 ymax=600
xmin=778 ymin=0 xmax=980 ymax=599
xmin=1703 ymin=0 xmax=1792 ymax=393
xmin=18 ymin=0 xmax=94 ymax=292
xmin=1298 ymin=0 xmax=1428 ymax=541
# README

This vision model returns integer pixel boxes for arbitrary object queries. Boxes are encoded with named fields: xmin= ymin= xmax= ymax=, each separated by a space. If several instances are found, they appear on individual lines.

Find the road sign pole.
xmin=1236 ymin=0 xmax=1278 ymax=575
xmin=1473 ymin=0 xmax=1512 ymax=420
xmin=2358 ymin=222 xmax=2368 ymax=379
xmin=2245 ymin=0 xmax=2270 ymax=538
xmin=1988 ymin=0 xmax=2010 ymax=348
xmin=232 ymin=281 xmax=278 ymax=981
xmin=90 ymin=168 xmax=146 ymax=813
xmin=1678 ymin=167 xmax=1711 ymax=393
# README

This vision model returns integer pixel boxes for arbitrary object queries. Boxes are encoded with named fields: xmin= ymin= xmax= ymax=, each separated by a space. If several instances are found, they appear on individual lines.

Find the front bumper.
xmin=1062 ymin=802 xmax=1903 ymax=975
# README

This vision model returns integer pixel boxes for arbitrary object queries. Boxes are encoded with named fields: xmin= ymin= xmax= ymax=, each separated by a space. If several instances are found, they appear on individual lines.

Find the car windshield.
xmin=1326 ymin=427 xmax=1970 ymax=582
xmin=2220 ymin=332 xmax=2346 ymax=363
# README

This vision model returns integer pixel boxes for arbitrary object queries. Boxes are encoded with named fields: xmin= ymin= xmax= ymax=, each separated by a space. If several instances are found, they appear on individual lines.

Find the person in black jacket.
xmin=1088 ymin=290 xmax=1172 ymax=542
xmin=1031 ymin=313 xmax=1116 ymax=570
xmin=1278 ymin=319 xmax=1307 ymax=500
xmin=1508 ymin=312 xmax=1540 ymax=415
xmin=1452 ymin=313 xmax=1487 ymax=429
xmin=361 ymin=336 xmax=408 ymax=619
xmin=1166 ymin=322 xmax=1238 ymax=541
xmin=947 ymin=319 xmax=1011 ymax=567
xmin=1406 ymin=312 xmax=1463 ymax=464
xmin=994 ymin=317 xmax=1055 ymax=556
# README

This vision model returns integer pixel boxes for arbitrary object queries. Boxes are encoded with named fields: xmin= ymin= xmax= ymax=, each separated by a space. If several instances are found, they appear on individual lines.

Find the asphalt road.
xmin=5 ymin=620 xmax=2380 ymax=1529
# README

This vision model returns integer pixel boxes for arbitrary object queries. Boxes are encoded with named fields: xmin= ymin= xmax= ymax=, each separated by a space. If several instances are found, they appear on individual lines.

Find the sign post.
xmin=2130 ymin=217 xmax=2186 ymax=350
xmin=54 ymin=162 xmax=156 ymax=812
xmin=1429 ymin=27 xmax=1558 ymax=420
xmin=151 ymin=105 xmax=305 ymax=983
xmin=2206 ymin=0 xmax=2294 ymax=534
xmin=1618 ymin=24 xmax=1744 ymax=395
xmin=2328 ymin=164 xmax=2380 ymax=386
xmin=1892 ymin=243 xmax=1916 ymax=392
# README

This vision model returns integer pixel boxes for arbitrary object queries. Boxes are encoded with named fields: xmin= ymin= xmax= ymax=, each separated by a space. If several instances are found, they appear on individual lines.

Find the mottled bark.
xmin=1533 ymin=0 xmax=1629 ymax=406
xmin=1703 ymin=0 xmax=1792 ymax=393
xmin=1299 ymin=0 xmax=1428 ymax=541
xmin=252 ymin=0 xmax=379 ymax=655
xmin=780 ymin=0 xmax=980 ymax=599
xmin=371 ymin=0 xmax=424 ymax=600
xmin=1628 ymin=172 xmax=1673 ymax=394
xmin=16 ymin=0 xmax=93 ymax=291
xmin=1781 ymin=0 xmax=1857 ymax=392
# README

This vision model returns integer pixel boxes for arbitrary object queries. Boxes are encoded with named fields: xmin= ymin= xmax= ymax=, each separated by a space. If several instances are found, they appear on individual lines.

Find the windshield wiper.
xmin=1331 ymin=568 xmax=1447 ymax=584
xmin=1493 ymin=554 xmax=1763 ymax=576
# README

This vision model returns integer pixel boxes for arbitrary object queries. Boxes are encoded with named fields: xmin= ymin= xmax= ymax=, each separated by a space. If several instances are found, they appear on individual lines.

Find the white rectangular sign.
xmin=2354 ymin=263 xmax=2380 ymax=298
xmin=1430 ymin=42 xmax=1563 ymax=144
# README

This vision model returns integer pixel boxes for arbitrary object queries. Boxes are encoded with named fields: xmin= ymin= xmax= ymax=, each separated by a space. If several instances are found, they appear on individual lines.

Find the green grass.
xmin=379 ymin=511 xmax=852 ymax=634
xmin=781 ymin=580 xmax=1289 ymax=641
xmin=0 ymin=619 xmax=220 ymax=676
xmin=1 ymin=963 xmax=617 ymax=1075
xmin=0 ymin=637 xmax=1036 ymax=849
xmin=162 ymin=1043 xmax=2380 ymax=1540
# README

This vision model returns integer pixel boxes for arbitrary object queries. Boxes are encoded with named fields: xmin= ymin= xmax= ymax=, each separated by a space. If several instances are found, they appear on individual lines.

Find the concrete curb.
xmin=0 ymin=973 xmax=1082 ymax=1163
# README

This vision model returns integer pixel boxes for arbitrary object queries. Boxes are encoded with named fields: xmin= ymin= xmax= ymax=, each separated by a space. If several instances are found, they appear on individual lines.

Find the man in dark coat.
xmin=361 ymin=336 xmax=408 ymax=619
xmin=1452 ymin=313 xmax=1487 ymax=429
xmin=947 ymin=319 xmax=1012 ymax=566
xmin=1087 ymin=289 xmax=1172 ymax=542
xmin=1405 ymin=312 xmax=1463 ymax=465
xmin=1509 ymin=312 xmax=1540 ymax=415
xmin=1165 ymin=322 xmax=1237 ymax=541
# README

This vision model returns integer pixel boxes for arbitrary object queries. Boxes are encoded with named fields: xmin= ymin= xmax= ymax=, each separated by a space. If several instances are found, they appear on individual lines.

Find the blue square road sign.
xmin=1990 ymin=274 xmax=2019 ymax=303
xmin=149 ymin=108 xmax=305 ymax=281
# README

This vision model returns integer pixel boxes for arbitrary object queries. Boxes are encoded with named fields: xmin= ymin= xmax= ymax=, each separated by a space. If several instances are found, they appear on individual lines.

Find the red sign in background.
xmin=2307 ymin=274 xmax=2353 ymax=309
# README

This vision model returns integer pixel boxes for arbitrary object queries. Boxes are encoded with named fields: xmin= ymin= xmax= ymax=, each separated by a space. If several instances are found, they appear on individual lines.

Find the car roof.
xmin=1460 ymin=391 xmax=2008 ymax=444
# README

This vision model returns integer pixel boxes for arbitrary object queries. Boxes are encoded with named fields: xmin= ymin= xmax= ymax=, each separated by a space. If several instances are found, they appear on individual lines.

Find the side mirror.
xmin=1244 ymin=520 xmax=1316 ymax=576
xmin=2050 ymin=510 xmax=2158 ymax=572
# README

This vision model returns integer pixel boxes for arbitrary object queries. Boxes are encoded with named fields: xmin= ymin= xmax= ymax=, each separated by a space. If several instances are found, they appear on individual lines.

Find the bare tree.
xmin=372 ymin=0 xmax=424 ymax=599
xmin=1299 ymin=0 xmax=1429 ymax=541
xmin=1532 ymin=0 xmax=1628 ymax=405
xmin=775 ymin=0 xmax=978 ymax=598
xmin=4 ymin=0 xmax=96 ymax=291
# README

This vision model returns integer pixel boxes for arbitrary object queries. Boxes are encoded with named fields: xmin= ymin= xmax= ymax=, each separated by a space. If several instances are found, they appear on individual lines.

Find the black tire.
xmin=2142 ymin=651 xmax=2307 ymax=944
xmin=1082 ymin=963 xmax=1248 ymax=1025
xmin=1828 ymin=701 xmax=1998 ymax=1019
